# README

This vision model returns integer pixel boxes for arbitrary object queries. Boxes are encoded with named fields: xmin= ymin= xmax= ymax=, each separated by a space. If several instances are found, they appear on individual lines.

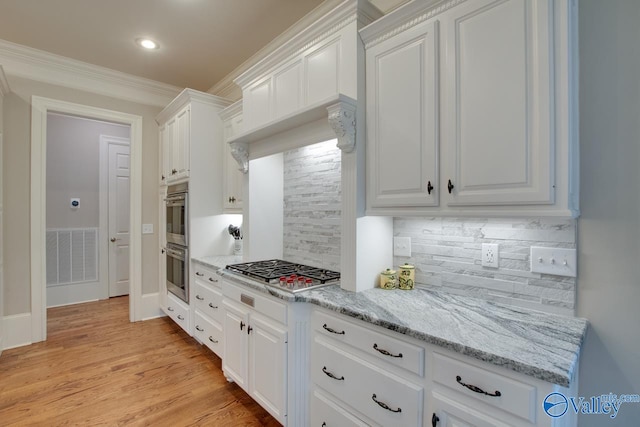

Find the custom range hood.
xmin=223 ymin=0 xmax=392 ymax=293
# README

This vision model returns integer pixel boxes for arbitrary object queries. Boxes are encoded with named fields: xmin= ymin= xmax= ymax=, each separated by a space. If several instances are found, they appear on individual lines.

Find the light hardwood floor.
xmin=0 ymin=296 xmax=280 ymax=426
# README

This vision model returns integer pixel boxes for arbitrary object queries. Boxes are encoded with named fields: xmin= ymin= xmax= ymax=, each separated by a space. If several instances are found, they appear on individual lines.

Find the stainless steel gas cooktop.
xmin=225 ymin=259 xmax=340 ymax=293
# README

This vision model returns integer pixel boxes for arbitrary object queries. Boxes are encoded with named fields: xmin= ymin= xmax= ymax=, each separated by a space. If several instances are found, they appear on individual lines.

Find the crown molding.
xmin=0 ymin=65 xmax=10 ymax=97
xmin=218 ymin=99 xmax=243 ymax=121
xmin=207 ymin=0 xmax=345 ymax=100
xmin=155 ymin=88 xmax=232 ymax=125
xmin=0 ymin=39 xmax=181 ymax=107
xmin=360 ymin=0 xmax=465 ymax=48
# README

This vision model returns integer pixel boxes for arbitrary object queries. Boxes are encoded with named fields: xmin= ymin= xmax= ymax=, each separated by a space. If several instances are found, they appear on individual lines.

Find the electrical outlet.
xmin=393 ymin=237 xmax=411 ymax=257
xmin=482 ymin=243 xmax=499 ymax=268
xmin=530 ymin=247 xmax=577 ymax=277
xmin=142 ymin=224 xmax=154 ymax=234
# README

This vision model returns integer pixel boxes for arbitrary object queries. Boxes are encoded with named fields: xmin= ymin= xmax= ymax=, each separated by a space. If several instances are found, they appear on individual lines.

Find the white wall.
xmin=46 ymin=113 xmax=129 ymax=229
xmin=577 ymin=0 xmax=640 ymax=425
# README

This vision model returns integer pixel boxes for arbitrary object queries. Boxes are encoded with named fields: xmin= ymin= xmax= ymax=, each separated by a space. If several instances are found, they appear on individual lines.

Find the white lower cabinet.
xmin=164 ymin=292 xmax=190 ymax=335
xmin=222 ymin=284 xmax=288 ymax=425
xmin=311 ymin=306 xmax=577 ymax=427
xmin=192 ymin=262 xmax=225 ymax=357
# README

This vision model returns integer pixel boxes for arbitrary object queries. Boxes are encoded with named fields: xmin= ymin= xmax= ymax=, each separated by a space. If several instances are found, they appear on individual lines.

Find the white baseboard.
xmin=3 ymin=312 xmax=32 ymax=350
xmin=141 ymin=293 xmax=164 ymax=320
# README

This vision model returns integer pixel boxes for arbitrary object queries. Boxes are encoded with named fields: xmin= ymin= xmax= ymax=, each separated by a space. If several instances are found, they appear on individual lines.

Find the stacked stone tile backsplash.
xmin=283 ymin=140 xmax=341 ymax=271
xmin=393 ymin=217 xmax=577 ymax=315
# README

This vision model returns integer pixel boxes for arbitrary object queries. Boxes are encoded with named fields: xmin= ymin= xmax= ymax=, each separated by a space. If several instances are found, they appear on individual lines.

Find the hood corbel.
xmin=230 ymin=141 xmax=249 ymax=174
xmin=327 ymin=99 xmax=357 ymax=153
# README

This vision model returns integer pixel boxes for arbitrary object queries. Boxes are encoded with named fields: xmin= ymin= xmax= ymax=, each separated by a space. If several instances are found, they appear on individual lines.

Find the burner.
xmin=225 ymin=259 xmax=340 ymax=293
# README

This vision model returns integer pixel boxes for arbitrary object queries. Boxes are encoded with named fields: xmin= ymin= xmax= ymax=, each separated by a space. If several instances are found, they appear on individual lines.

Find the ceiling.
xmin=0 ymin=0 xmax=329 ymax=92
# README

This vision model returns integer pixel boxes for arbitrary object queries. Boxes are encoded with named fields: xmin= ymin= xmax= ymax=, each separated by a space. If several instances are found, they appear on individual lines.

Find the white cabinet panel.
xmin=442 ymin=0 xmax=554 ymax=206
xmin=244 ymin=77 xmax=272 ymax=129
xmin=249 ymin=313 xmax=288 ymax=422
xmin=274 ymin=60 xmax=303 ymax=118
xmin=222 ymin=300 xmax=249 ymax=390
xmin=173 ymin=105 xmax=190 ymax=182
xmin=366 ymin=20 xmax=439 ymax=208
xmin=305 ymin=39 xmax=340 ymax=105
xmin=431 ymin=392 xmax=511 ymax=427
xmin=310 ymin=389 xmax=370 ymax=427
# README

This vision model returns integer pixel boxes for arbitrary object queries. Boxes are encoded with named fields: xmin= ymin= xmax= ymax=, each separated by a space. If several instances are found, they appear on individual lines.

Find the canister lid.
xmin=381 ymin=268 xmax=396 ymax=275
xmin=400 ymin=263 xmax=414 ymax=269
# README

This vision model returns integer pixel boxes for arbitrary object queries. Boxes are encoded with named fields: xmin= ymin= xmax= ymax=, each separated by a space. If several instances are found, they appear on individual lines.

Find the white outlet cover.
xmin=482 ymin=243 xmax=499 ymax=268
xmin=393 ymin=237 xmax=411 ymax=257
xmin=142 ymin=223 xmax=154 ymax=234
xmin=530 ymin=247 xmax=577 ymax=277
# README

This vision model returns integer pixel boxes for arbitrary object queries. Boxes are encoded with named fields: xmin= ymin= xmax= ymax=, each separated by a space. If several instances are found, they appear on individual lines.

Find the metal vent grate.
xmin=46 ymin=228 xmax=98 ymax=287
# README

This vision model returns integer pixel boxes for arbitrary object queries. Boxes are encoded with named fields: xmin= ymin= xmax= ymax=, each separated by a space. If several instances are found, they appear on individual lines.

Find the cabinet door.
xmin=366 ymin=20 xmax=439 ymax=208
xmin=164 ymin=119 xmax=176 ymax=183
xmin=243 ymin=77 xmax=272 ymax=130
xmin=159 ymin=125 xmax=169 ymax=185
xmin=223 ymin=140 xmax=244 ymax=212
xmin=305 ymin=38 xmax=340 ymax=105
xmin=431 ymin=393 xmax=510 ymax=427
xmin=249 ymin=313 xmax=288 ymax=423
xmin=441 ymin=0 xmax=554 ymax=206
xmin=174 ymin=106 xmax=190 ymax=181
xmin=222 ymin=300 xmax=249 ymax=391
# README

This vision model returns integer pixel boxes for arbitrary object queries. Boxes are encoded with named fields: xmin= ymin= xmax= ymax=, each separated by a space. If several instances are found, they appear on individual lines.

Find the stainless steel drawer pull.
xmin=195 ymin=325 xmax=204 ymax=332
xmin=196 ymin=295 xmax=204 ymax=301
xmin=322 ymin=366 xmax=344 ymax=381
xmin=177 ymin=315 xmax=184 ymax=320
xmin=372 ymin=394 xmax=401 ymax=413
xmin=208 ymin=277 xmax=219 ymax=283
xmin=456 ymin=375 xmax=501 ymax=397
xmin=322 ymin=324 xmax=345 ymax=335
xmin=209 ymin=336 xmax=218 ymax=344
xmin=208 ymin=303 xmax=218 ymax=309
xmin=373 ymin=343 xmax=403 ymax=358
xmin=195 ymin=272 xmax=204 ymax=277
xmin=167 ymin=306 xmax=174 ymax=312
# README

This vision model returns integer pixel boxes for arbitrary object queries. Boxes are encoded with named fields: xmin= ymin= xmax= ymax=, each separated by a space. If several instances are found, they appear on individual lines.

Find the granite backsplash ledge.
xmin=393 ymin=217 xmax=577 ymax=316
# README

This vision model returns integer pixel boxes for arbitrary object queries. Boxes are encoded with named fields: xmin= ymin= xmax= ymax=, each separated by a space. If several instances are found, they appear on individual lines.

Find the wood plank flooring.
xmin=0 ymin=296 xmax=280 ymax=426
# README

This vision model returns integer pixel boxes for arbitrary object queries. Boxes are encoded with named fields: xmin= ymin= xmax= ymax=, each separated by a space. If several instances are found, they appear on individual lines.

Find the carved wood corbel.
xmin=230 ymin=141 xmax=249 ymax=174
xmin=327 ymin=100 xmax=357 ymax=153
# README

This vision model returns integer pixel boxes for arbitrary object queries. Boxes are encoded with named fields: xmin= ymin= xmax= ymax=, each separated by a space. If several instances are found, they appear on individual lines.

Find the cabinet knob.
xmin=172 ymin=168 xmax=177 ymax=174
xmin=447 ymin=179 xmax=455 ymax=194
xmin=427 ymin=181 xmax=434 ymax=195
xmin=161 ymin=174 xmax=165 ymax=180
xmin=240 ymin=321 xmax=245 ymax=331
xmin=247 ymin=325 xmax=253 ymax=335
xmin=432 ymin=413 xmax=439 ymax=427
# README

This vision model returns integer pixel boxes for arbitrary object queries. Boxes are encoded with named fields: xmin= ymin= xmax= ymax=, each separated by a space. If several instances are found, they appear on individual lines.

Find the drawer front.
xmin=193 ymin=281 xmax=224 ymax=324
xmin=166 ymin=293 xmax=190 ymax=334
xmin=314 ymin=309 xmax=424 ymax=376
xmin=193 ymin=264 xmax=221 ymax=287
xmin=432 ymin=352 xmax=536 ymax=423
xmin=312 ymin=337 xmax=423 ymax=427
xmin=310 ymin=389 xmax=370 ymax=427
xmin=222 ymin=281 xmax=287 ymax=325
xmin=194 ymin=312 xmax=223 ymax=358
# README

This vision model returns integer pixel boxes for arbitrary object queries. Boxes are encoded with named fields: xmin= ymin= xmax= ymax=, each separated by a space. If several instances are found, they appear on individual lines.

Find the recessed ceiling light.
xmin=136 ymin=38 xmax=159 ymax=50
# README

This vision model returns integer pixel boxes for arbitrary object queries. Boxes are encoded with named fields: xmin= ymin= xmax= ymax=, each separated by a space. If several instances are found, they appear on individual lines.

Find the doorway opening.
xmin=46 ymin=113 xmax=130 ymax=308
xmin=31 ymin=96 xmax=144 ymax=343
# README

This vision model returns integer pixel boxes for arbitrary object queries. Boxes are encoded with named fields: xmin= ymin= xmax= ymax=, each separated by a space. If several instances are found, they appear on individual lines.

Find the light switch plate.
xmin=530 ymin=247 xmax=577 ymax=277
xmin=142 ymin=224 xmax=154 ymax=234
xmin=393 ymin=237 xmax=411 ymax=257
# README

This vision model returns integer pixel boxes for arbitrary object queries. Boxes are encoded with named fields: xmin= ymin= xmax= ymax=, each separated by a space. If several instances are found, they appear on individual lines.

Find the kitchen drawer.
xmin=310 ymin=388 xmax=370 ymax=427
xmin=222 ymin=281 xmax=287 ymax=325
xmin=193 ymin=264 xmax=221 ymax=286
xmin=165 ymin=292 xmax=190 ymax=335
xmin=194 ymin=312 xmax=223 ymax=358
xmin=313 ymin=308 xmax=424 ymax=376
xmin=432 ymin=352 xmax=536 ymax=423
xmin=193 ymin=281 xmax=224 ymax=324
xmin=312 ymin=337 xmax=423 ymax=427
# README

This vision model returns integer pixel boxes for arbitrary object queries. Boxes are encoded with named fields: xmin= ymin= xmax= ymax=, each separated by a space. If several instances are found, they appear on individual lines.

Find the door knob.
xmin=110 ymin=237 xmax=117 ymax=242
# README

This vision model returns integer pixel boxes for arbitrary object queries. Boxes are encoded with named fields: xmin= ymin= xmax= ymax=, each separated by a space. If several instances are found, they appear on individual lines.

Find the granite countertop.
xmin=192 ymin=255 xmax=243 ymax=270
xmin=297 ymin=286 xmax=588 ymax=387
xmin=190 ymin=257 xmax=588 ymax=387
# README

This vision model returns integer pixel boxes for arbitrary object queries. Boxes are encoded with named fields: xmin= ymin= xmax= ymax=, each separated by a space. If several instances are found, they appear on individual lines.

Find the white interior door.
xmin=108 ymin=143 xmax=130 ymax=297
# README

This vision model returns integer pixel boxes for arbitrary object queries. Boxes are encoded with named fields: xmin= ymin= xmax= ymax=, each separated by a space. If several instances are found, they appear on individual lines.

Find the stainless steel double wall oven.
xmin=165 ymin=183 xmax=189 ymax=303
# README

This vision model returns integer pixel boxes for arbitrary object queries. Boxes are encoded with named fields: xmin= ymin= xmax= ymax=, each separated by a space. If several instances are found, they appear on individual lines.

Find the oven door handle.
xmin=165 ymin=247 xmax=186 ymax=260
xmin=165 ymin=194 xmax=186 ymax=203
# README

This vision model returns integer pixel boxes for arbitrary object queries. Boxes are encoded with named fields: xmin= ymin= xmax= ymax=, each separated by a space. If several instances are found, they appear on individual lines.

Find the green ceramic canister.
xmin=398 ymin=263 xmax=415 ymax=290
xmin=379 ymin=268 xmax=397 ymax=290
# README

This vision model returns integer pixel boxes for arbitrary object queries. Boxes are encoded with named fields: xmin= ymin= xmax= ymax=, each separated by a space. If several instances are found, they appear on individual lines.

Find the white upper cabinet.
xmin=220 ymin=101 xmax=244 ymax=212
xmin=362 ymin=0 xmax=579 ymax=217
xmin=441 ymin=0 xmax=553 ymax=207
xmin=366 ymin=19 xmax=439 ymax=208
